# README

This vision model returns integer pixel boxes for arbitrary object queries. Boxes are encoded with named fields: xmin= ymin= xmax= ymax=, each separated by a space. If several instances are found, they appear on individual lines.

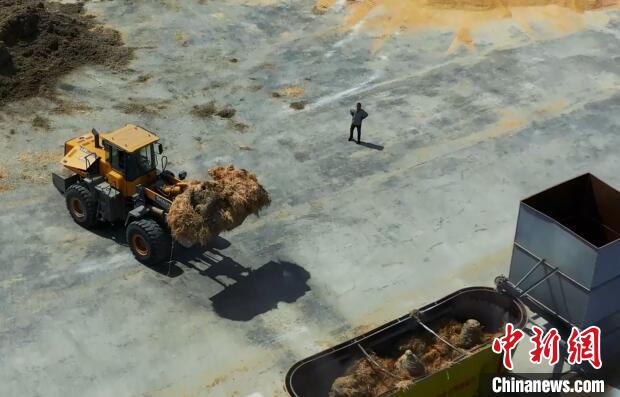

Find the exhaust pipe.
xmin=91 ymin=128 xmax=101 ymax=148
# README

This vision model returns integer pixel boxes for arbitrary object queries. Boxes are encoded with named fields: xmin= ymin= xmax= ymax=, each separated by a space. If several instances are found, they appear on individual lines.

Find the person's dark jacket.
xmin=350 ymin=108 xmax=368 ymax=126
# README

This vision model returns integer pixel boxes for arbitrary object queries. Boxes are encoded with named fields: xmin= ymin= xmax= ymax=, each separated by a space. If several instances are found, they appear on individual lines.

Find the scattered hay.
xmin=204 ymin=81 xmax=224 ymax=91
xmin=31 ymin=115 xmax=50 ymax=130
xmin=0 ymin=181 xmax=15 ymax=193
xmin=51 ymin=100 xmax=92 ymax=115
xmin=329 ymin=319 xmax=501 ymax=397
xmin=313 ymin=0 xmax=336 ymax=14
xmin=217 ymin=107 xmax=236 ymax=119
xmin=166 ymin=165 xmax=270 ymax=246
xmin=260 ymin=62 xmax=276 ymax=69
xmin=290 ymin=101 xmax=306 ymax=110
xmin=0 ymin=0 xmax=132 ymax=106
xmin=329 ymin=352 xmax=398 ymax=397
xmin=135 ymin=73 xmax=152 ymax=83
xmin=191 ymin=101 xmax=238 ymax=120
xmin=175 ymin=31 xmax=191 ymax=47
xmin=115 ymin=100 xmax=169 ymax=115
xmin=191 ymin=101 xmax=218 ymax=118
xmin=17 ymin=151 xmax=58 ymax=183
xmin=230 ymin=120 xmax=249 ymax=132
xmin=275 ymin=86 xmax=305 ymax=98
xmin=0 ymin=165 xmax=14 ymax=192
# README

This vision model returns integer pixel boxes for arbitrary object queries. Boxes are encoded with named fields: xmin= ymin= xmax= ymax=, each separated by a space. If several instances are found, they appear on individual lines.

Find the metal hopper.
xmin=500 ymin=173 xmax=620 ymax=365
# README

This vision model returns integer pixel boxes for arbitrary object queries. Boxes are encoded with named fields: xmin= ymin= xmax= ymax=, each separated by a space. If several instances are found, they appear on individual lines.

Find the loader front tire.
xmin=126 ymin=219 xmax=171 ymax=266
xmin=65 ymin=184 xmax=97 ymax=228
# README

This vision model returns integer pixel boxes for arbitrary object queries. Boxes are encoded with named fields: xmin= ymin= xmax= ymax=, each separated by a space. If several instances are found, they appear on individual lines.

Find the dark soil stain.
xmin=0 ymin=0 xmax=132 ymax=106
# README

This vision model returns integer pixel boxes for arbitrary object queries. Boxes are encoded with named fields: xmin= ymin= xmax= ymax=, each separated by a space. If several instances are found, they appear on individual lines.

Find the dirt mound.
xmin=0 ymin=0 xmax=132 ymax=105
xmin=329 ymin=319 xmax=502 ymax=397
xmin=166 ymin=165 xmax=271 ymax=246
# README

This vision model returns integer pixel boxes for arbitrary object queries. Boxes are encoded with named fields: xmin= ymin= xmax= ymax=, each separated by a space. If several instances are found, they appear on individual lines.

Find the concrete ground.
xmin=1 ymin=0 xmax=619 ymax=396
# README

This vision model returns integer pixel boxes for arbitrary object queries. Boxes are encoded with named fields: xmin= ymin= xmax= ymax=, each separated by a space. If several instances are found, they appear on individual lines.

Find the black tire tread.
xmin=126 ymin=219 xmax=171 ymax=266
xmin=65 ymin=184 xmax=97 ymax=228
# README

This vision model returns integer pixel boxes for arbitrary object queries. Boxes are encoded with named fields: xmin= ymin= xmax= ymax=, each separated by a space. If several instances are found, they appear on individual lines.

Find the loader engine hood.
xmin=61 ymin=139 xmax=100 ymax=171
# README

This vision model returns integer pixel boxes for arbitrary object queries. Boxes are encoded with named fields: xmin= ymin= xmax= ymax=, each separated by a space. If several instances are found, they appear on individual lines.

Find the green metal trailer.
xmin=285 ymin=287 xmax=527 ymax=397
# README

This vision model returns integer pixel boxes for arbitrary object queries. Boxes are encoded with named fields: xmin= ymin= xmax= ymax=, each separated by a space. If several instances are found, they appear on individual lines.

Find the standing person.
xmin=349 ymin=103 xmax=368 ymax=144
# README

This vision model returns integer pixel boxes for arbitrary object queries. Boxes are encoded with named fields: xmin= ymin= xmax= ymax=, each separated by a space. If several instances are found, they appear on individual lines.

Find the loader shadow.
xmin=92 ymin=223 xmax=187 ymax=277
xmin=175 ymin=241 xmax=311 ymax=321
xmin=92 ymin=223 xmax=127 ymax=246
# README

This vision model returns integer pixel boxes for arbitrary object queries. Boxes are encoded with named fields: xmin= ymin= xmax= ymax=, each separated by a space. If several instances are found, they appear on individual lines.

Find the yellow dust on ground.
xmin=277 ymin=86 xmax=306 ymax=97
xmin=243 ymin=0 xmax=282 ymax=5
xmin=313 ymin=0 xmax=337 ymax=14
xmin=316 ymin=0 xmax=618 ymax=51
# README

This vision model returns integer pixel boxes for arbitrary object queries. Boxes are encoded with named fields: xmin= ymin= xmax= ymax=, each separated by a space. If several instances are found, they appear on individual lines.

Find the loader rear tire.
xmin=126 ymin=219 xmax=171 ymax=266
xmin=65 ymin=184 xmax=97 ymax=228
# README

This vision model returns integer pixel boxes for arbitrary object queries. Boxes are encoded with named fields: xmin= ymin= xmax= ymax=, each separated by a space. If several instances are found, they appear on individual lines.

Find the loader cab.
xmin=99 ymin=124 xmax=161 ymax=196
xmin=104 ymin=142 xmax=156 ymax=181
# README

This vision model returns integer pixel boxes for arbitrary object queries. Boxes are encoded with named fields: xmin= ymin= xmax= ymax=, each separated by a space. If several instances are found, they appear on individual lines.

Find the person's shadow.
xmin=174 ymin=237 xmax=312 ymax=321
xmin=358 ymin=141 xmax=384 ymax=151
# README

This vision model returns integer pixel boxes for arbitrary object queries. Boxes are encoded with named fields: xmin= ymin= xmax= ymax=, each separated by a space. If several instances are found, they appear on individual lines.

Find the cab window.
xmin=105 ymin=143 xmax=125 ymax=172
xmin=105 ymin=143 xmax=155 ymax=181
xmin=125 ymin=144 xmax=155 ymax=181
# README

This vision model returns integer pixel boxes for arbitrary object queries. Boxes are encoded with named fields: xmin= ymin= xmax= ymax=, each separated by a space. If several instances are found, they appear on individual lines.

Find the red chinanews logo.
xmin=492 ymin=324 xmax=602 ymax=370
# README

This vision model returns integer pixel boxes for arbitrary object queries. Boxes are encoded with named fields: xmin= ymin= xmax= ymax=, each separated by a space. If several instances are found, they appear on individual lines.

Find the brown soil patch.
xmin=290 ymin=101 xmax=306 ymax=110
xmin=166 ymin=165 xmax=270 ymax=246
xmin=0 ymin=0 xmax=132 ymax=106
xmin=329 ymin=319 xmax=503 ymax=397
xmin=31 ymin=114 xmax=50 ymax=130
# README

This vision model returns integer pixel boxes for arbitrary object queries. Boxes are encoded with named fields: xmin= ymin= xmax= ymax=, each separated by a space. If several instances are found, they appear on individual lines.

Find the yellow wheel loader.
xmin=52 ymin=124 xmax=189 ymax=266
